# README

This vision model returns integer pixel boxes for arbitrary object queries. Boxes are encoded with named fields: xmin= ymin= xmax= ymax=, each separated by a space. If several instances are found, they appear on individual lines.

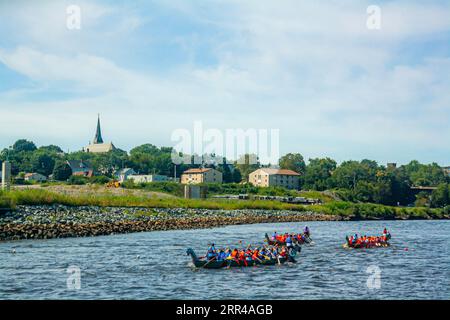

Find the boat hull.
xmin=187 ymin=248 xmax=295 ymax=269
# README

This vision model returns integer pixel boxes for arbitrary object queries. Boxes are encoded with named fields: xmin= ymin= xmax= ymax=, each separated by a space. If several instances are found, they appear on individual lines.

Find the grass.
xmin=2 ymin=189 xmax=447 ymax=219
xmin=308 ymin=201 xmax=446 ymax=219
xmin=4 ymin=189 xmax=309 ymax=211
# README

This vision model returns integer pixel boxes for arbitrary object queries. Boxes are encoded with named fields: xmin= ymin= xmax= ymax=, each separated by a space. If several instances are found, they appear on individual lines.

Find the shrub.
xmin=68 ymin=175 xmax=89 ymax=185
xmin=0 ymin=192 xmax=16 ymax=210
xmin=89 ymin=175 xmax=111 ymax=184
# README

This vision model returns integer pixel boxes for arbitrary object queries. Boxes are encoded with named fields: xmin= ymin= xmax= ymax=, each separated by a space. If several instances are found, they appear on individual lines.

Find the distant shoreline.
xmin=0 ymin=205 xmax=448 ymax=242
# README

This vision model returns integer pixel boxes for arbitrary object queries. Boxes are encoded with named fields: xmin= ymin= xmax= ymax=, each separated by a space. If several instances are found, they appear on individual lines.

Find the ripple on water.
xmin=0 ymin=220 xmax=449 ymax=299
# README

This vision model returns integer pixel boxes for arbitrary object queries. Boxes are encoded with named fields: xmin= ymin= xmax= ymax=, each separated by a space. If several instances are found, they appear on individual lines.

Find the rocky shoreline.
xmin=0 ymin=205 xmax=340 ymax=241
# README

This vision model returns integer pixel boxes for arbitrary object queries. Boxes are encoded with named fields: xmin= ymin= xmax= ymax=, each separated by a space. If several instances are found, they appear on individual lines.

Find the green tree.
xmin=31 ymin=152 xmax=56 ymax=176
xmin=235 ymin=154 xmax=260 ymax=182
xmin=13 ymin=139 xmax=37 ymax=152
xmin=332 ymin=160 xmax=379 ymax=189
xmin=220 ymin=163 xmax=233 ymax=183
xmin=279 ymin=153 xmax=306 ymax=174
xmin=430 ymin=183 xmax=450 ymax=208
xmin=232 ymin=168 xmax=243 ymax=183
xmin=303 ymin=158 xmax=336 ymax=190
xmin=52 ymin=161 xmax=72 ymax=181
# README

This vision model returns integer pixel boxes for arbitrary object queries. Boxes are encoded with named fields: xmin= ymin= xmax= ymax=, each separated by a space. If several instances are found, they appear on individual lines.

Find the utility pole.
xmin=2 ymin=161 xmax=11 ymax=191
xmin=2 ymin=146 xmax=12 ymax=190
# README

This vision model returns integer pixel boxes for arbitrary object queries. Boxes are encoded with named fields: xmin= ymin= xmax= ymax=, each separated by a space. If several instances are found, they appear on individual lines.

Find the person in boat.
xmin=272 ymin=231 xmax=278 ymax=241
xmin=206 ymin=243 xmax=217 ymax=260
xmin=217 ymin=249 xmax=227 ymax=261
xmin=352 ymin=234 xmax=358 ymax=246
xmin=285 ymin=234 xmax=293 ymax=250
xmin=304 ymin=226 xmax=310 ymax=237
xmin=279 ymin=246 xmax=288 ymax=258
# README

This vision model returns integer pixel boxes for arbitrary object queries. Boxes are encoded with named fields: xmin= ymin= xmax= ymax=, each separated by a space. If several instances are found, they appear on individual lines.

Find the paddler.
xmin=304 ymin=226 xmax=310 ymax=237
xmin=206 ymin=243 xmax=217 ymax=260
xmin=286 ymin=234 xmax=293 ymax=249
xmin=272 ymin=231 xmax=278 ymax=241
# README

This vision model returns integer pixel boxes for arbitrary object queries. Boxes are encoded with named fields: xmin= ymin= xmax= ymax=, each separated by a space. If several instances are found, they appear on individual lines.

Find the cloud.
xmin=0 ymin=0 xmax=449 ymax=165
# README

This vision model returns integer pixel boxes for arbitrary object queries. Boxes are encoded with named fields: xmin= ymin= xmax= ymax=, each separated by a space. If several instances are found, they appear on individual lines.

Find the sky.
xmin=0 ymin=0 xmax=449 ymax=165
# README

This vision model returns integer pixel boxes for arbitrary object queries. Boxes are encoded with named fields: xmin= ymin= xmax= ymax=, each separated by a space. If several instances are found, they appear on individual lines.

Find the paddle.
xmin=202 ymin=256 xmax=217 ymax=268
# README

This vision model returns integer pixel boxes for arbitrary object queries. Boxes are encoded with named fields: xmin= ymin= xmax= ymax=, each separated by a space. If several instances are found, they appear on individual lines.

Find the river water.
xmin=0 ymin=220 xmax=449 ymax=300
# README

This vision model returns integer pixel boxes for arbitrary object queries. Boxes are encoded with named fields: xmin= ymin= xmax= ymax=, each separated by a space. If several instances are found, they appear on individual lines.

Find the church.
xmin=84 ymin=115 xmax=116 ymax=153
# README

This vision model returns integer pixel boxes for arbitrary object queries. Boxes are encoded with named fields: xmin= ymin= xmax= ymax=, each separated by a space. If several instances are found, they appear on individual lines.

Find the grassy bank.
xmin=309 ymin=201 xmax=447 ymax=220
xmin=121 ymin=181 xmax=335 ymax=203
xmin=1 ymin=189 xmax=448 ymax=220
xmin=4 ymin=189 xmax=308 ymax=211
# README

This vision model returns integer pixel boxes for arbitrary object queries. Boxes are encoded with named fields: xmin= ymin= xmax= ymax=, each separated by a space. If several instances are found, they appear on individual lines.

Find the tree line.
xmin=1 ymin=139 xmax=449 ymax=207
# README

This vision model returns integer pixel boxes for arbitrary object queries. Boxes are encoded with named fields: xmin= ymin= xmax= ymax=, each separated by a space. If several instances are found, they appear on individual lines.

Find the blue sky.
xmin=0 ymin=0 xmax=449 ymax=165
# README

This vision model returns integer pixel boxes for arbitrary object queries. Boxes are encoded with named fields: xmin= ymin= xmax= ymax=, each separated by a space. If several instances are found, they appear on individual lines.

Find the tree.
xmin=31 ymin=152 xmax=56 ymax=176
xmin=39 ymin=145 xmax=63 ymax=153
xmin=430 ymin=183 xmax=450 ymax=208
xmin=279 ymin=153 xmax=306 ymax=175
xmin=303 ymin=158 xmax=336 ymax=190
xmin=332 ymin=160 xmax=379 ymax=189
xmin=232 ymin=168 xmax=242 ymax=183
xmin=52 ymin=161 xmax=72 ymax=181
xmin=235 ymin=154 xmax=260 ymax=182
xmin=220 ymin=163 xmax=233 ymax=183
xmin=12 ymin=139 xmax=37 ymax=152
xmin=401 ymin=161 xmax=448 ymax=187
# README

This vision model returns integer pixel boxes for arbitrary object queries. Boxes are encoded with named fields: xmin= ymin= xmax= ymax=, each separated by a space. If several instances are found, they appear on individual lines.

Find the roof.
xmin=258 ymin=168 xmax=301 ymax=176
xmin=24 ymin=172 xmax=46 ymax=178
xmin=93 ymin=115 xmax=104 ymax=144
xmin=67 ymin=160 xmax=93 ymax=170
xmin=115 ymin=168 xmax=135 ymax=175
xmin=182 ymin=168 xmax=212 ymax=174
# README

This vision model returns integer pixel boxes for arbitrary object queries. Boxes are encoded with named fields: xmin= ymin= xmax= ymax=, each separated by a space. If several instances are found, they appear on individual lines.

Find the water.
xmin=1 ymin=220 xmax=449 ymax=299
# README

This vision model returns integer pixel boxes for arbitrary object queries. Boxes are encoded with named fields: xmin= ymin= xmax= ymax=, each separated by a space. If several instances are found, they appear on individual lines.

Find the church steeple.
xmin=93 ymin=114 xmax=104 ymax=144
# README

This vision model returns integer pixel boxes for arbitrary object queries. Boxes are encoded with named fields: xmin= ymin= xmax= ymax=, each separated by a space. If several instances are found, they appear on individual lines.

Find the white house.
xmin=24 ymin=173 xmax=47 ymax=182
xmin=127 ymin=174 xmax=170 ymax=183
xmin=114 ymin=168 xmax=136 ymax=183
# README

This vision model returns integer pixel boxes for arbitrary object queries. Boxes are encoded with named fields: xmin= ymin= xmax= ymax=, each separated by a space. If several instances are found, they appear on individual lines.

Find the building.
xmin=249 ymin=168 xmax=301 ymax=190
xmin=387 ymin=163 xmax=397 ymax=169
xmin=128 ymin=174 xmax=170 ymax=184
xmin=24 ymin=173 xmax=47 ymax=182
xmin=442 ymin=166 xmax=450 ymax=177
xmin=114 ymin=168 xmax=136 ymax=183
xmin=84 ymin=115 xmax=116 ymax=153
xmin=180 ymin=168 xmax=223 ymax=184
xmin=67 ymin=160 xmax=94 ymax=177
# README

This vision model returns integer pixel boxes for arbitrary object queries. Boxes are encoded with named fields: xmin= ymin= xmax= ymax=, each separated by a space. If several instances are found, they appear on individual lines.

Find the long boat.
xmin=186 ymin=248 xmax=297 ymax=269
xmin=264 ymin=233 xmax=312 ymax=246
xmin=343 ymin=234 xmax=391 ymax=249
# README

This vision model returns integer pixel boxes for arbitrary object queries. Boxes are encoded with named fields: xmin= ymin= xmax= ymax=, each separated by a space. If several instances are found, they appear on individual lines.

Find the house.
xmin=180 ymin=168 xmax=223 ymax=184
xmin=67 ymin=160 xmax=94 ymax=177
xmin=83 ymin=115 xmax=116 ymax=153
xmin=442 ymin=166 xmax=450 ymax=177
xmin=127 ymin=174 xmax=170 ymax=184
xmin=24 ymin=173 xmax=47 ymax=182
xmin=114 ymin=168 xmax=136 ymax=183
xmin=249 ymin=168 xmax=301 ymax=190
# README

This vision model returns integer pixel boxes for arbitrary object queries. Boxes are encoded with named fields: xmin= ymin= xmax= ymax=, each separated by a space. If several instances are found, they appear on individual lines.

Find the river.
xmin=1 ymin=220 xmax=449 ymax=299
